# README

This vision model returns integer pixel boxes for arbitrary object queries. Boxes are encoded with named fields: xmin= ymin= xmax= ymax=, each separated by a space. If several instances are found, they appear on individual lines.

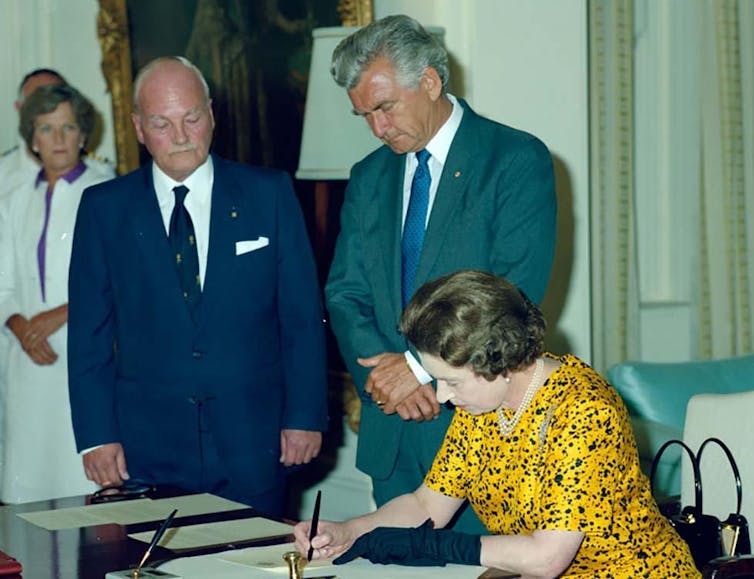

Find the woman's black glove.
xmin=333 ymin=519 xmax=481 ymax=567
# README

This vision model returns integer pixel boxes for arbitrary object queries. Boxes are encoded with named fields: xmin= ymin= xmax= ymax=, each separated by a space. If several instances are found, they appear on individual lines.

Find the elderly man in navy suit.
xmin=67 ymin=56 xmax=327 ymax=516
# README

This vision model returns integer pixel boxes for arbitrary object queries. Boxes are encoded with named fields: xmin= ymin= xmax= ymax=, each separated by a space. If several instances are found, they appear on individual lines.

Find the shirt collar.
xmin=35 ymin=160 xmax=87 ymax=188
xmin=152 ymin=156 xmax=214 ymax=208
xmin=420 ymin=94 xmax=464 ymax=165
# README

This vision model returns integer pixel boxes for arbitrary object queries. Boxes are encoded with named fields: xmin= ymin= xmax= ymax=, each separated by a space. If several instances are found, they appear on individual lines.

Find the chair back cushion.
xmin=608 ymin=354 xmax=754 ymax=498
xmin=608 ymin=355 xmax=754 ymax=432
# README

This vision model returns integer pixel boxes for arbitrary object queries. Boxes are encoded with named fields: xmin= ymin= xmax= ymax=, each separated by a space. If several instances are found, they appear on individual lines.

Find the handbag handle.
xmin=697 ymin=437 xmax=743 ymax=516
xmin=650 ymin=439 xmax=702 ymax=510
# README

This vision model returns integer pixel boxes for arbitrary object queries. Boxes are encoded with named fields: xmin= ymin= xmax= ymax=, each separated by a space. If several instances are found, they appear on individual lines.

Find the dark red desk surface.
xmin=0 ymin=489 xmax=292 ymax=579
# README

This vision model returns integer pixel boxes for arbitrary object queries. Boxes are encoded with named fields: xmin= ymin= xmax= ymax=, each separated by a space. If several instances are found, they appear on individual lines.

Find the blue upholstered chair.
xmin=607 ymin=354 xmax=754 ymax=498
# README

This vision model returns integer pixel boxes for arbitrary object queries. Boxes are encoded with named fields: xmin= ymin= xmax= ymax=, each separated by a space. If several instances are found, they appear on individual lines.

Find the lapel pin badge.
xmin=230 ymin=207 xmax=238 ymax=219
xmin=454 ymin=170 xmax=461 ymax=178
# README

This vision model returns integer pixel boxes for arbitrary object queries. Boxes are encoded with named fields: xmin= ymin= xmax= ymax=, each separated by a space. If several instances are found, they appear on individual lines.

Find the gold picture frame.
xmin=96 ymin=0 xmax=138 ymax=176
xmin=96 ymin=0 xmax=373 ymax=175
xmin=337 ymin=0 xmax=374 ymax=27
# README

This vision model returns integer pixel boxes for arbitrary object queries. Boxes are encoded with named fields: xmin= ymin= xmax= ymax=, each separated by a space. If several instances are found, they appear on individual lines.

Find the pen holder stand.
xmin=283 ymin=550 xmax=303 ymax=579
xmin=105 ymin=569 xmax=182 ymax=579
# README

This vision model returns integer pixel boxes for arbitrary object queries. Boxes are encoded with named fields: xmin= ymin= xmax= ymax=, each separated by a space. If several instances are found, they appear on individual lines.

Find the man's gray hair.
xmin=331 ymin=14 xmax=449 ymax=91
xmin=132 ymin=56 xmax=210 ymax=113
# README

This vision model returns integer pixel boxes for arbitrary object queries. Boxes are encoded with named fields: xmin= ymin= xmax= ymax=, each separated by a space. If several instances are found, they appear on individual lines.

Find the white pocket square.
xmin=235 ymin=237 xmax=269 ymax=255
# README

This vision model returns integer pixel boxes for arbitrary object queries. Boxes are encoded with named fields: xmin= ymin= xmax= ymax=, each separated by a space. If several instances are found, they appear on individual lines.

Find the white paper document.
xmin=162 ymin=545 xmax=491 ymax=579
xmin=128 ymin=517 xmax=293 ymax=550
xmin=220 ymin=541 xmax=334 ymax=572
xmin=18 ymin=493 xmax=247 ymax=531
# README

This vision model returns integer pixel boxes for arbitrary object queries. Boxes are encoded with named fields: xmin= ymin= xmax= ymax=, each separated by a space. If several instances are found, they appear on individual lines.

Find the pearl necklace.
xmin=497 ymin=358 xmax=544 ymax=437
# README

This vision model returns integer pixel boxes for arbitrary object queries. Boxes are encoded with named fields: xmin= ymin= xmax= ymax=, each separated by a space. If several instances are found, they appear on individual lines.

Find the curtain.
xmin=589 ymin=0 xmax=640 ymax=373
xmin=697 ymin=0 xmax=754 ymax=358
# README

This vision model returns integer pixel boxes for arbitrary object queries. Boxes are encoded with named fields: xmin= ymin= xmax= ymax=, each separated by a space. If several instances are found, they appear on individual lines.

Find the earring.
xmin=504 ymin=375 xmax=511 ymax=384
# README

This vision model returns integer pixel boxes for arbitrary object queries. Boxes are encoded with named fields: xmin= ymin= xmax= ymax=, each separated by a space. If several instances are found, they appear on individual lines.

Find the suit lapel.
xmin=198 ymin=157 xmax=240 ymax=328
xmin=414 ymin=104 xmax=477 ymax=288
xmin=367 ymin=153 xmax=405 ymax=322
xmin=131 ymin=164 xmax=188 ymax=302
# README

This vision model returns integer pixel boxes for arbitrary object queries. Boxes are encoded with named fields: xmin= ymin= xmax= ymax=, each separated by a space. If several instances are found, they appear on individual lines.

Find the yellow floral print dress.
xmin=425 ymin=354 xmax=699 ymax=578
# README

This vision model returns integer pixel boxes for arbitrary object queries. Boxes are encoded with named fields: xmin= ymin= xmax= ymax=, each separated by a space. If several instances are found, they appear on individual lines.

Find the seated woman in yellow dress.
xmin=294 ymin=269 xmax=698 ymax=578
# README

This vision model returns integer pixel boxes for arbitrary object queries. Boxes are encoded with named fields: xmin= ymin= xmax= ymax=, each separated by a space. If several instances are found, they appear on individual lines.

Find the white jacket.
xmin=0 ymin=163 xmax=113 ymax=503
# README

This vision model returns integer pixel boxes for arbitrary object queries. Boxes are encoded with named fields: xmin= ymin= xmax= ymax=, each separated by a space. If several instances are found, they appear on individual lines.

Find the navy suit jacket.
xmin=68 ymin=155 xmax=327 ymax=495
xmin=326 ymin=101 xmax=556 ymax=479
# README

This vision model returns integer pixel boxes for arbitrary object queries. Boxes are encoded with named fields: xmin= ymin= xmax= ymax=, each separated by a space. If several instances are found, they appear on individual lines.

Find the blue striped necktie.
xmin=401 ymin=149 xmax=431 ymax=308
xmin=169 ymin=185 xmax=201 ymax=318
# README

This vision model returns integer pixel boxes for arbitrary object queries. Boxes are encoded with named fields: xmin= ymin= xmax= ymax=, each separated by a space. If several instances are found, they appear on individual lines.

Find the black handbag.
xmin=650 ymin=437 xmax=750 ymax=570
xmin=697 ymin=437 xmax=751 ymax=558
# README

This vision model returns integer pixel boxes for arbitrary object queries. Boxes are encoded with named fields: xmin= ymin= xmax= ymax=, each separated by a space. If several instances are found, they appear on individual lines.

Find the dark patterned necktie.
xmin=401 ymin=149 xmax=431 ymax=308
xmin=169 ymin=185 xmax=201 ymax=317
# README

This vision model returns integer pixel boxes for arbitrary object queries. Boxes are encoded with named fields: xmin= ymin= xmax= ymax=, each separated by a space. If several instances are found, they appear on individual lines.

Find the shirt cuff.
xmin=80 ymin=444 xmax=104 ymax=456
xmin=405 ymin=351 xmax=433 ymax=384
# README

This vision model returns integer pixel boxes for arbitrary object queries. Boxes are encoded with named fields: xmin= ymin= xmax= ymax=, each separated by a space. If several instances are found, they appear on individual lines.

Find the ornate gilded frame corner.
xmin=337 ymin=0 xmax=374 ymax=26
xmin=338 ymin=371 xmax=361 ymax=433
xmin=97 ymin=0 xmax=139 ymax=175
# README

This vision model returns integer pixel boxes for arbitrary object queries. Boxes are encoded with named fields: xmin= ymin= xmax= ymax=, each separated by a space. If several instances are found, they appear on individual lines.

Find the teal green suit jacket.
xmin=325 ymin=101 xmax=556 ymax=479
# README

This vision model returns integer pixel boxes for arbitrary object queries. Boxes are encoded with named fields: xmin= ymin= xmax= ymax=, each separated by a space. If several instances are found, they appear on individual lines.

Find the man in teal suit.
xmin=325 ymin=15 xmax=556 ymax=531
xmin=67 ymin=57 xmax=327 ymax=516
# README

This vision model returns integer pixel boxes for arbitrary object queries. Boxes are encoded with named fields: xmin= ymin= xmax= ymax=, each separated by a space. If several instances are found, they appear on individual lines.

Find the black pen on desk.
xmin=307 ymin=490 xmax=322 ymax=561
xmin=133 ymin=508 xmax=177 ymax=578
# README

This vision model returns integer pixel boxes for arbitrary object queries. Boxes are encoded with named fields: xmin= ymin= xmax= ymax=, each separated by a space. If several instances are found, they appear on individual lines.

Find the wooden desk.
xmin=0 ymin=490 xmax=289 ymax=579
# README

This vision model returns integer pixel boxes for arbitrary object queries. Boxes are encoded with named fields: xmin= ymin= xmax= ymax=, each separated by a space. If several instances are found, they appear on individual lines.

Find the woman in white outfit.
xmin=0 ymin=84 xmax=113 ymax=503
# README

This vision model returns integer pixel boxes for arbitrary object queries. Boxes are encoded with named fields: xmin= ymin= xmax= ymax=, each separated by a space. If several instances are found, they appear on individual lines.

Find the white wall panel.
xmin=633 ymin=0 xmax=701 ymax=361
xmin=0 ymin=2 xmax=22 ymax=151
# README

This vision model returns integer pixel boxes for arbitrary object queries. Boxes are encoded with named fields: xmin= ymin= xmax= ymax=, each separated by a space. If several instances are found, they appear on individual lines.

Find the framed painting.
xmin=96 ymin=0 xmax=373 ymax=176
